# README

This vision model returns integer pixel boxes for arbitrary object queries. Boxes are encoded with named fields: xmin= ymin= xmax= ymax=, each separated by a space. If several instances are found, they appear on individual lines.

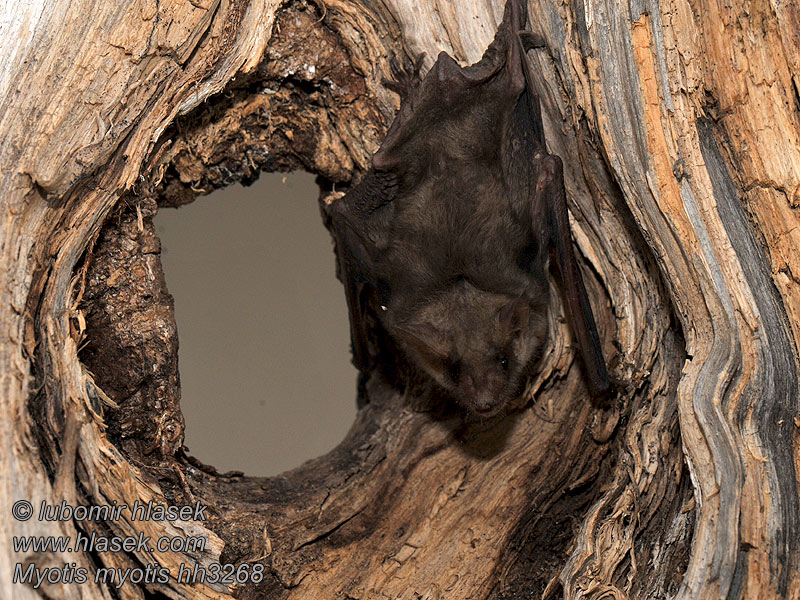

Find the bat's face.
xmin=391 ymin=282 xmax=548 ymax=416
xmin=450 ymin=306 xmax=547 ymax=416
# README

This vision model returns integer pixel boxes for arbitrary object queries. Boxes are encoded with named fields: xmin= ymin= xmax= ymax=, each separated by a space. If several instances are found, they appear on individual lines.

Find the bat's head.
xmin=392 ymin=281 xmax=547 ymax=416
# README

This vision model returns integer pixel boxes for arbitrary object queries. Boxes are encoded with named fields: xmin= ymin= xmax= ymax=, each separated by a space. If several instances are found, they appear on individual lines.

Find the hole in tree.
xmin=156 ymin=171 xmax=356 ymax=477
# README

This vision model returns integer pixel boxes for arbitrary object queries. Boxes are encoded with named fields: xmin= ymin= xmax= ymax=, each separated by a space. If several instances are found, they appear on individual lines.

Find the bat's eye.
xmin=498 ymin=355 xmax=509 ymax=371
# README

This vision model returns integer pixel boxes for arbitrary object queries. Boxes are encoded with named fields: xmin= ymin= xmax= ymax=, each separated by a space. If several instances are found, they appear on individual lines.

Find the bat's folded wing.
xmin=323 ymin=171 xmax=397 ymax=372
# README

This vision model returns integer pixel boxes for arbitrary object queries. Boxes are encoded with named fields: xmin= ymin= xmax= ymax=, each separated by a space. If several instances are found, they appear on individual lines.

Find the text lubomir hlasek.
xmin=37 ymin=499 xmax=207 ymax=522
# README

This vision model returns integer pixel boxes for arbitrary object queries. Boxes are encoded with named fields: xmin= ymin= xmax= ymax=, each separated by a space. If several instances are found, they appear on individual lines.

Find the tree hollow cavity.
xmin=156 ymin=172 xmax=356 ymax=476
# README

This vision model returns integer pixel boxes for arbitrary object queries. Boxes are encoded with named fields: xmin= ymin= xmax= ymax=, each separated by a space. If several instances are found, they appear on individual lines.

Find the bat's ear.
xmin=392 ymin=323 xmax=449 ymax=372
xmin=373 ymin=143 xmax=400 ymax=171
xmin=497 ymin=296 xmax=531 ymax=334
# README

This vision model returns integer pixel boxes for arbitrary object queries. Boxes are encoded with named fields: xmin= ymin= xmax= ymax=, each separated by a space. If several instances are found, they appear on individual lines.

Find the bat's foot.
xmin=383 ymin=52 xmax=426 ymax=99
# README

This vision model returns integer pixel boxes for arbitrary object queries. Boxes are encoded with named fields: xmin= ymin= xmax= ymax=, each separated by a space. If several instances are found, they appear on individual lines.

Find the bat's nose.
xmin=461 ymin=374 xmax=502 ymax=414
xmin=472 ymin=396 xmax=503 ymax=416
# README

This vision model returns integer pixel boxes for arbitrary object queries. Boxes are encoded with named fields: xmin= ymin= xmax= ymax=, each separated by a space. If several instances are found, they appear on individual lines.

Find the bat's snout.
xmin=470 ymin=396 xmax=505 ymax=417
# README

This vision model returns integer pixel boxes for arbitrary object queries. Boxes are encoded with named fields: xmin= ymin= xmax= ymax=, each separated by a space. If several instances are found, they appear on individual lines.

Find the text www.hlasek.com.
xmin=14 ymin=530 xmax=206 ymax=555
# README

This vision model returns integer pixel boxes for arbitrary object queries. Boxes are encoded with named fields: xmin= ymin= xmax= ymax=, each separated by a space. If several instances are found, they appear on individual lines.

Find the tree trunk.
xmin=2 ymin=0 xmax=798 ymax=598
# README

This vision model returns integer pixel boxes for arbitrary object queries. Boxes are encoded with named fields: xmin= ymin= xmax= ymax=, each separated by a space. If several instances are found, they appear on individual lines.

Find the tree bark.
xmin=1 ymin=0 xmax=798 ymax=599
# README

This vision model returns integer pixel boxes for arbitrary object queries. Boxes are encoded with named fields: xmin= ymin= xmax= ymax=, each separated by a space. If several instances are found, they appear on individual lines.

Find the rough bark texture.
xmin=1 ymin=1 xmax=798 ymax=599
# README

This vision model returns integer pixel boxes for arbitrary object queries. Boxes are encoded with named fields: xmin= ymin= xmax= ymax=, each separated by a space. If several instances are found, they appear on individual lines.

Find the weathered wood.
xmin=1 ymin=0 xmax=798 ymax=599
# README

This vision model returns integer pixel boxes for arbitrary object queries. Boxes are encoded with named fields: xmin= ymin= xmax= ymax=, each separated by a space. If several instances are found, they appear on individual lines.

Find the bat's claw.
xmin=383 ymin=52 xmax=426 ymax=99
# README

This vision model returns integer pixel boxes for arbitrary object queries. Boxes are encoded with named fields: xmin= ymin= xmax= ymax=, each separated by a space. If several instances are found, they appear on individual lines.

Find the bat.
xmin=322 ymin=0 xmax=610 ymax=415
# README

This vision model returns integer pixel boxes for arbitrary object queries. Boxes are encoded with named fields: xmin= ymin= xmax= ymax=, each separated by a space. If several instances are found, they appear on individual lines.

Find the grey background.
xmin=156 ymin=172 xmax=357 ymax=477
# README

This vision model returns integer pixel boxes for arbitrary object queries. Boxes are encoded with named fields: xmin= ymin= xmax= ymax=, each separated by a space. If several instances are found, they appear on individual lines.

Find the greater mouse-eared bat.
xmin=323 ymin=0 xmax=610 ymax=415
